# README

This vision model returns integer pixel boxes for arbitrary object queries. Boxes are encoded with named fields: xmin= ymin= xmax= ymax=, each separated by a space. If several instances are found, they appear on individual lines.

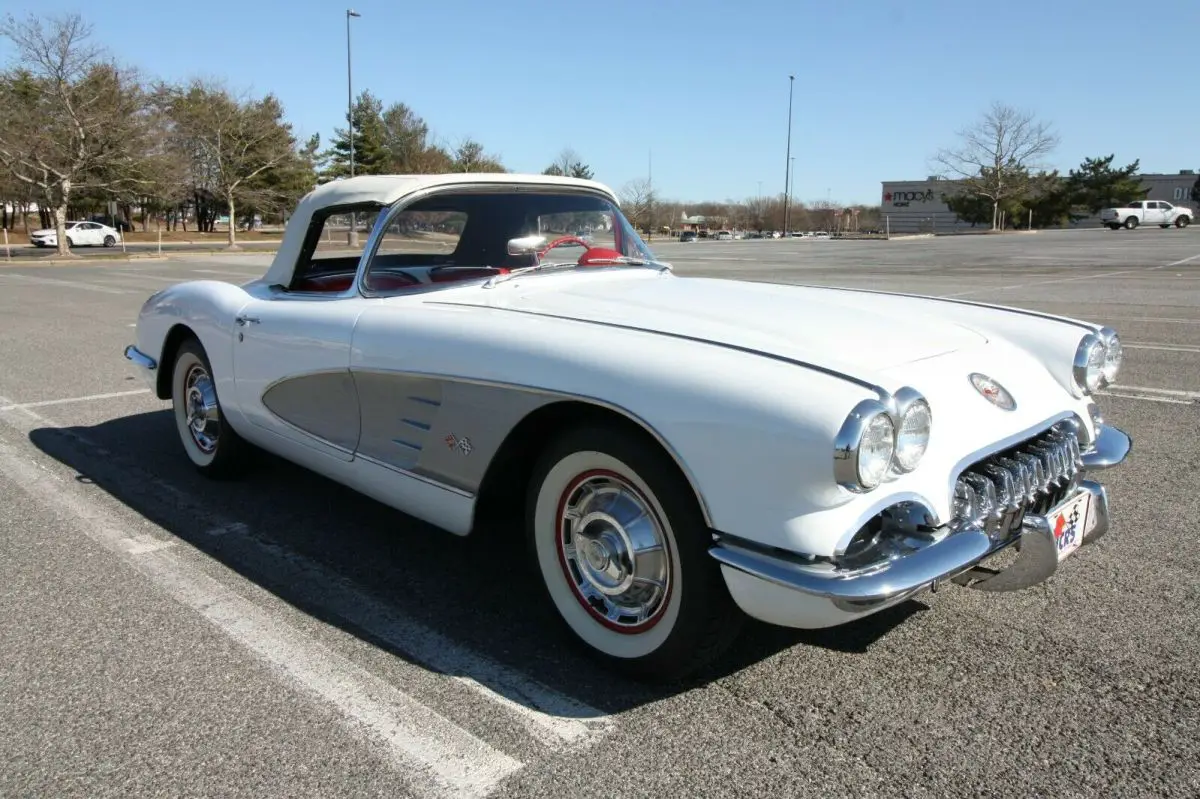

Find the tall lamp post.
xmin=346 ymin=8 xmax=361 ymax=246
xmin=783 ymin=74 xmax=794 ymax=235
xmin=789 ymin=156 xmax=795 ymax=229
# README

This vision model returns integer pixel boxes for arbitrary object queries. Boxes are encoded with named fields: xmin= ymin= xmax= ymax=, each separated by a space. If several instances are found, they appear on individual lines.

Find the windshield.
xmin=369 ymin=189 xmax=657 ymax=274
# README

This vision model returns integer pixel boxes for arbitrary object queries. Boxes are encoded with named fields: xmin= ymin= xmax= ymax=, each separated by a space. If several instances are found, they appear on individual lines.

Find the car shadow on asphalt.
xmin=29 ymin=409 xmax=927 ymax=711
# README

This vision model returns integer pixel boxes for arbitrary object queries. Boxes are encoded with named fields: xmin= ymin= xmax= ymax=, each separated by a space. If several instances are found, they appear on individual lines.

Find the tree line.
xmin=932 ymin=101 xmax=1200 ymax=229
xmin=0 ymin=11 xmax=884 ymax=257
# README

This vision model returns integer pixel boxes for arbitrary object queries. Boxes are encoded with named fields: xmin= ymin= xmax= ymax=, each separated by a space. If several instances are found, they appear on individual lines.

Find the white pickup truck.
xmin=1101 ymin=200 xmax=1192 ymax=230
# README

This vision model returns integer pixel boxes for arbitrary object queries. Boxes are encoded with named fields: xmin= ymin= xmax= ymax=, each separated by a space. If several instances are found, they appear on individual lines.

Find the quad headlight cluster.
xmin=833 ymin=387 xmax=932 ymax=493
xmin=1073 ymin=327 xmax=1123 ymax=395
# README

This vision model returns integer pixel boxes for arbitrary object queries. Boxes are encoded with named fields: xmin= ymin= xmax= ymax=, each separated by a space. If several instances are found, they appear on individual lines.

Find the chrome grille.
xmin=951 ymin=421 xmax=1084 ymax=540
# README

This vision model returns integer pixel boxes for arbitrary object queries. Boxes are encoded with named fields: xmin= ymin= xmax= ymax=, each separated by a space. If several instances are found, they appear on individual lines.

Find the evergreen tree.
xmin=1065 ymin=155 xmax=1144 ymax=214
xmin=320 ymin=89 xmax=390 ymax=180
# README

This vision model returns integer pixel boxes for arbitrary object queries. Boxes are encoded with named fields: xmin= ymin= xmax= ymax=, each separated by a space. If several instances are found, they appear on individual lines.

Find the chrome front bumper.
xmin=710 ymin=424 xmax=1131 ymax=625
xmin=123 ymin=344 xmax=157 ymax=371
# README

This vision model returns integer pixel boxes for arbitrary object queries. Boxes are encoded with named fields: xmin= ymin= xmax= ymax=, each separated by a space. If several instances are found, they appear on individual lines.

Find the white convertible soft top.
xmin=262 ymin=173 xmax=618 ymax=286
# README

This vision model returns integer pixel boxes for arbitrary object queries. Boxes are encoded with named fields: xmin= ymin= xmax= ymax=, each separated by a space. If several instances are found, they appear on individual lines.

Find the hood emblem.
xmin=969 ymin=373 xmax=1016 ymax=410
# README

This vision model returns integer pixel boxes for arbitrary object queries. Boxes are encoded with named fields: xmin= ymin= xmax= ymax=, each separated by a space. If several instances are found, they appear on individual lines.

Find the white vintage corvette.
xmin=125 ymin=173 xmax=1131 ymax=679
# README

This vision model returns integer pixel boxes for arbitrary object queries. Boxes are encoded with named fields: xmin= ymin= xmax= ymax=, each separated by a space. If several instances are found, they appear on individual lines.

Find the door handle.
xmin=235 ymin=315 xmax=261 ymax=326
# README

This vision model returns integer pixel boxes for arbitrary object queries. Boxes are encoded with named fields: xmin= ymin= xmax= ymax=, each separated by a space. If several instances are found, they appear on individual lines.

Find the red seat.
xmin=428 ymin=266 xmax=509 ymax=283
xmin=291 ymin=273 xmax=355 ymax=292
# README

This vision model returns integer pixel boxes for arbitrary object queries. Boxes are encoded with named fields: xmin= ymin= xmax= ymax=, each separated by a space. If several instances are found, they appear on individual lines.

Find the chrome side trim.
xmin=426 ymin=302 xmax=889 ymax=397
xmin=795 ymin=284 xmax=1100 ymax=333
xmin=1080 ymin=424 xmax=1131 ymax=471
xmin=351 ymin=367 xmax=715 ymax=527
xmin=354 ymin=451 xmax=475 ymax=498
xmin=124 ymin=345 xmax=157 ymax=371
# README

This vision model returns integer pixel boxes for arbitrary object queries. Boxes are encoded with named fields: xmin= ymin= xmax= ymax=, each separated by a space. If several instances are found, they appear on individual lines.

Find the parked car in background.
xmin=679 ymin=230 xmax=697 ymax=242
xmin=30 ymin=220 xmax=123 ymax=248
xmin=124 ymin=173 xmax=1131 ymax=680
xmin=714 ymin=231 xmax=732 ymax=240
xmin=1101 ymin=200 xmax=1192 ymax=230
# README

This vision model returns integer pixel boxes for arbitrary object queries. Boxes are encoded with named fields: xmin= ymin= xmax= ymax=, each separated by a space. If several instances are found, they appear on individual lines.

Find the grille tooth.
xmin=951 ymin=421 xmax=1084 ymax=536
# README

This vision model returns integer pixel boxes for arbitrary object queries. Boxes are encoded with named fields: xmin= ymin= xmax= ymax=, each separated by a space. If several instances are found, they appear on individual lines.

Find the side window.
xmin=288 ymin=204 xmax=382 ymax=292
xmin=1160 ymin=202 xmax=1173 ymax=210
xmin=1128 ymin=202 xmax=1142 ymax=209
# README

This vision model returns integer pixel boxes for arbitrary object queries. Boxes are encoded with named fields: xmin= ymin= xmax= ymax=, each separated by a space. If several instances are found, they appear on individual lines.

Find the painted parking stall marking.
xmin=0 ymin=391 xmax=615 ymax=796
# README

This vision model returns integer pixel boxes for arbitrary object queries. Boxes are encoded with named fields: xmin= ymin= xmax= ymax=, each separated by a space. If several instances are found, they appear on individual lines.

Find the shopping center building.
xmin=879 ymin=170 xmax=1199 ymax=233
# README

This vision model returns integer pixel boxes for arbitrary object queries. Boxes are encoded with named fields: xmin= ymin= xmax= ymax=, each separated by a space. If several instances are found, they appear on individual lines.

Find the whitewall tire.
xmin=527 ymin=424 xmax=743 ymax=680
xmin=171 ymin=337 xmax=251 ymax=478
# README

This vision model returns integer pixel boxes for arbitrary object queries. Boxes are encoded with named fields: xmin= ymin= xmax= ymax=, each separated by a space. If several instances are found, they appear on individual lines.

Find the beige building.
xmin=879 ymin=170 xmax=1199 ymax=233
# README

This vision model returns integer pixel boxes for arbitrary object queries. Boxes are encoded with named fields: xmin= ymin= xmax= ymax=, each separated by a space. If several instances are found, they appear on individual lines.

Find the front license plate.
xmin=1047 ymin=490 xmax=1094 ymax=561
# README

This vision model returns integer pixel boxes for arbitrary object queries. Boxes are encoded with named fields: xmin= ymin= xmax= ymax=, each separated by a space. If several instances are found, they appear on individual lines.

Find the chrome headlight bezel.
xmin=890 ymin=387 xmax=932 ymax=474
xmin=833 ymin=399 xmax=896 ymax=493
xmin=1072 ymin=332 xmax=1107 ymax=395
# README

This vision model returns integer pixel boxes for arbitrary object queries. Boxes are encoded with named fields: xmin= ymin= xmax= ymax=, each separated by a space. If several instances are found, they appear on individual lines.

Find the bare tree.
xmin=451 ymin=138 xmax=506 ymax=173
xmin=931 ymin=101 xmax=1059 ymax=230
xmin=619 ymin=178 xmax=656 ymax=231
xmin=165 ymin=79 xmax=300 ymax=248
xmin=0 ymin=13 xmax=149 ymax=255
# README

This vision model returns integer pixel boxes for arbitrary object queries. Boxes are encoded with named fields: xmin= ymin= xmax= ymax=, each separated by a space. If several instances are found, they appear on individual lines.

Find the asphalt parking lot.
xmin=2 ymin=228 xmax=1198 ymax=798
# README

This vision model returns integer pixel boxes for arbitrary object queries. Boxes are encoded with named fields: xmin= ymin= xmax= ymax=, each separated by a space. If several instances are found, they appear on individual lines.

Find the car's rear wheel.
xmin=1177 ymin=216 xmax=1191 ymax=228
xmin=103 ymin=235 xmax=116 ymax=247
xmin=526 ymin=424 xmax=743 ymax=681
xmin=1106 ymin=223 xmax=1120 ymax=230
xmin=171 ymin=337 xmax=251 ymax=478
xmin=1124 ymin=217 xmax=1138 ymax=230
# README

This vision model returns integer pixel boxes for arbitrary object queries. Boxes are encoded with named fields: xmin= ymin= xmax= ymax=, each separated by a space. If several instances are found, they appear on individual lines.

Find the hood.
xmin=443 ymin=273 xmax=989 ymax=379
xmin=31 ymin=228 xmax=56 ymax=236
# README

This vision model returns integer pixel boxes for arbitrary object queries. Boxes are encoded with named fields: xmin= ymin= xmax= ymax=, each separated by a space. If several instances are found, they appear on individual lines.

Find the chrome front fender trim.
xmin=123 ymin=345 xmax=157 ymax=371
xmin=1081 ymin=424 xmax=1131 ymax=471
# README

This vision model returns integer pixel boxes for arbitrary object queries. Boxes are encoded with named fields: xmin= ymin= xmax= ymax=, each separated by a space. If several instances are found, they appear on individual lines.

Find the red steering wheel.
xmin=537 ymin=236 xmax=594 ymax=259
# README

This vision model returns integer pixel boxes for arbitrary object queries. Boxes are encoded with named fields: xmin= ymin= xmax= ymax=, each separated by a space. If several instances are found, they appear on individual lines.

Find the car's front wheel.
xmin=526 ymin=424 xmax=743 ymax=681
xmin=103 ymin=235 xmax=116 ymax=247
xmin=171 ymin=337 xmax=251 ymax=478
xmin=1177 ymin=216 xmax=1191 ymax=228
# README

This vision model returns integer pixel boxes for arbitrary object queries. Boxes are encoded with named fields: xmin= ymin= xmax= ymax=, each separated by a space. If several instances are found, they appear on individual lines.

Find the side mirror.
xmin=507 ymin=235 xmax=545 ymax=256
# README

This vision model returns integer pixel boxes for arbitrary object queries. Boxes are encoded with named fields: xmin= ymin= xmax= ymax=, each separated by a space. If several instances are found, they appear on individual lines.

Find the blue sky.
xmin=4 ymin=0 xmax=1197 ymax=205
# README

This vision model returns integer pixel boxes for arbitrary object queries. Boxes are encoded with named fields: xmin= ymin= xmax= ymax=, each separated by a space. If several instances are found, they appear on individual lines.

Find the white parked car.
xmin=1101 ymin=200 xmax=1192 ymax=230
xmin=124 ymin=174 xmax=1131 ymax=680
xmin=30 ymin=220 xmax=124 ymax=248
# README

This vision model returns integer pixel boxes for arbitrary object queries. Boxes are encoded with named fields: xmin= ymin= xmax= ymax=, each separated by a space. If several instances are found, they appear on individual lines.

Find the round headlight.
xmin=893 ymin=398 xmax=932 ymax=473
xmin=833 ymin=400 xmax=896 ymax=492
xmin=1072 ymin=334 xmax=1106 ymax=395
xmin=858 ymin=413 xmax=896 ymax=489
xmin=1099 ymin=327 xmax=1122 ymax=385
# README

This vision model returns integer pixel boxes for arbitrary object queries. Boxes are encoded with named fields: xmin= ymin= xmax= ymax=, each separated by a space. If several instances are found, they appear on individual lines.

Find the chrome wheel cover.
xmin=556 ymin=470 xmax=671 ymax=633
xmin=183 ymin=363 xmax=220 ymax=454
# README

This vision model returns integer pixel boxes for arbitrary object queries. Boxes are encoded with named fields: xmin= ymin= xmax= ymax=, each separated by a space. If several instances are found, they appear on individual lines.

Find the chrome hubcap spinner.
xmin=558 ymin=472 xmax=670 ymax=632
xmin=184 ymin=364 xmax=220 ymax=453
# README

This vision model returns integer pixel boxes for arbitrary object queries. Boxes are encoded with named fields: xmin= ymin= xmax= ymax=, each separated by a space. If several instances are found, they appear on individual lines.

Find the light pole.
xmin=783 ymin=74 xmax=794 ymax=235
xmin=346 ymin=8 xmax=361 ymax=246
xmin=789 ymin=156 xmax=795 ymax=231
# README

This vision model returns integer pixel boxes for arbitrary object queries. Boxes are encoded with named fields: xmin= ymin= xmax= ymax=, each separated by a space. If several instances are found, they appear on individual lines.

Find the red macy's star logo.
xmin=884 ymin=192 xmax=892 ymax=201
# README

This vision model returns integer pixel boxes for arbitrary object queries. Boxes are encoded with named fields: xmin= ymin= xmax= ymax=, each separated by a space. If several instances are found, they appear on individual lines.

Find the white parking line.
xmin=0 ymin=273 xmax=130 ymax=294
xmin=0 ymin=401 xmax=524 ymax=798
xmin=1124 ymin=342 xmax=1200 ymax=354
xmin=0 ymin=390 xmax=614 ymax=772
xmin=0 ymin=389 xmax=152 ymax=412
xmin=1099 ymin=385 xmax=1200 ymax=405
xmin=940 ymin=252 xmax=1200 ymax=298
xmin=192 ymin=268 xmax=261 ymax=278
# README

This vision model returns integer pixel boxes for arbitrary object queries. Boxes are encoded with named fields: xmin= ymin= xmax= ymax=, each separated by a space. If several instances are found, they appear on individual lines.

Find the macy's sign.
xmin=884 ymin=189 xmax=935 ymax=207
